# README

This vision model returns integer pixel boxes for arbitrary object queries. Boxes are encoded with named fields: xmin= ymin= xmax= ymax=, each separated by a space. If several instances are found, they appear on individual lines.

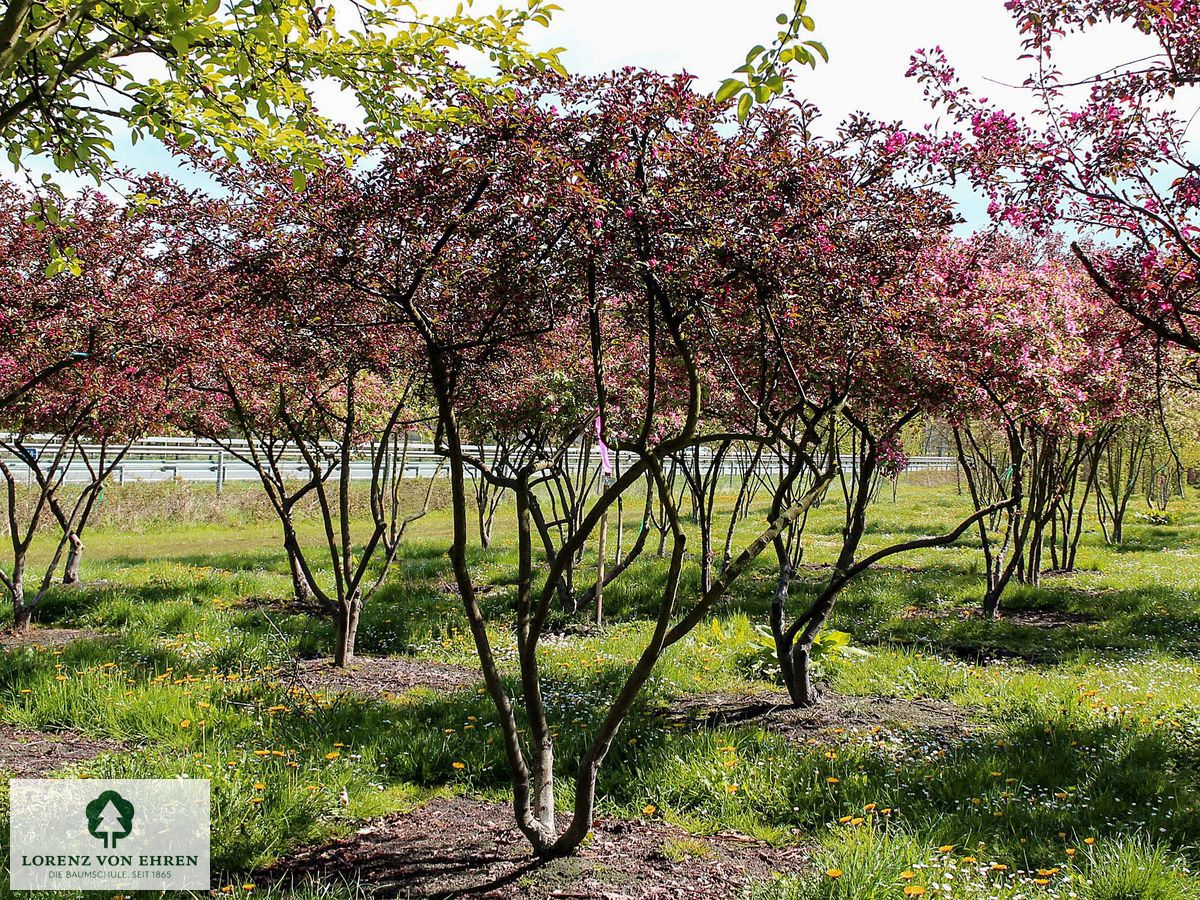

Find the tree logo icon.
xmin=85 ymin=790 xmax=135 ymax=849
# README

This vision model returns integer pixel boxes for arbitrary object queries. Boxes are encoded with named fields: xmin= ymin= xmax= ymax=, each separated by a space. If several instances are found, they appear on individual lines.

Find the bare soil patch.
xmin=1001 ymin=608 xmax=1094 ymax=628
xmin=231 ymin=595 xmax=329 ymax=617
xmin=660 ymin=688 xmax=973 ymax=745
xmin=901 ymin=605 xmax=1093 ymax=628
xmin=0 ymin=626 xmax=109 ymax=650
xmin=439 ymin=580 xmax=497 ymax=597
xmin=0 ymin=725 xmax=122 ymax=776
xmin=294 ymin=657 xmax=479 ymax=699
xmin=261 ymin=795 xmax=807 ymax=899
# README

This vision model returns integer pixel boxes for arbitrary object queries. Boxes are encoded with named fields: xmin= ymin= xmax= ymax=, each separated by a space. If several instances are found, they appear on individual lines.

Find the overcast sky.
xmin=542 ymin=0 xmax=1029 ymax=123
xmin=28 ymin=0 xmax=1198 ymax=219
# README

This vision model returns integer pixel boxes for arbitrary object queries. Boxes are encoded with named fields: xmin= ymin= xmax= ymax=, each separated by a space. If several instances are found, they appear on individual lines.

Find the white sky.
xmin=28 ymin=0 xmax=1200 ymax=222
xmin=542 ymin=0 xmax=1028 ymax=124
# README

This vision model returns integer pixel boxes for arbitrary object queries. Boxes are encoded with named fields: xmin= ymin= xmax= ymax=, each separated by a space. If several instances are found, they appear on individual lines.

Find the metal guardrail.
xmin=0 ymin=435 xmax=959 ymax=486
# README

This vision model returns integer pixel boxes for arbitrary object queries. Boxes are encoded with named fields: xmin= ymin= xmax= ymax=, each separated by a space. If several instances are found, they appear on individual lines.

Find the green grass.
xmin=1 ymin=477 xmax=1199 ymax=897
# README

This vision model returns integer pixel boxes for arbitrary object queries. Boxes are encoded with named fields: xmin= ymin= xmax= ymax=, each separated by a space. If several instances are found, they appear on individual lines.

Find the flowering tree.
xmin=925 ymin=237 xmax=1144 ymax=614
xmin=682 ymin=102 xmax=1018 ymax=706
xmin=141 ymin=167 xmax=439 ymax=666
xmin=262 ymin=70 xmax=898 ymax=856
xmin=0 ymin=187 xmax=184 ymax=630
xmin=908 ymin=0 xmax=1199 ymax=355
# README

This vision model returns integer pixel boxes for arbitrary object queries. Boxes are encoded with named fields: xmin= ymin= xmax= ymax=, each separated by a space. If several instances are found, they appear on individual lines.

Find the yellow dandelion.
xmin=825 ymin=869 xmax=843 ymax=879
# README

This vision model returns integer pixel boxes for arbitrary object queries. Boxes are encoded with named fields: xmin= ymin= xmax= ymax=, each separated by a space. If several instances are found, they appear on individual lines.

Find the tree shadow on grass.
xmin=1106 ymin=525 xmax=1198 ymax=553
xmin=608 ymin=701 xmax=1198 ymax=867
xmin=5 ymin=617 xmax=1195 ymax=879
xmin=30 ymin=579 xmax=213 ymax=625
xmin=809 ymin=564 xmax=1200 ymax=663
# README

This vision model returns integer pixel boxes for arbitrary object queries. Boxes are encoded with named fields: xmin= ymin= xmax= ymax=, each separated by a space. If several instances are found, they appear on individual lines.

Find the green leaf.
xmin=737 ymin=92 xmax=753 ymax=122
xmin=291 ymin=169 xmax=307 ymax=192
xmin=715 ymin=78 xmax=743 ymax=103
xmin=803 ymin=39 xmax=829 ymax=62
xmin=821 ymin=630 xmax=851 ymax=649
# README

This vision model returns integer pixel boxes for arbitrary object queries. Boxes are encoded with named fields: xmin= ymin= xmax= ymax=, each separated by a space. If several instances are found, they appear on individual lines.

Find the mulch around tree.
xmin=660 ymin=688 xmax=973 ymax=746
xmin=0 ymin=724 xmax=122 ymax=777
xmin=0 ymin=626 xmax=110 ymax=650
xmin=260 ymin=795 xmax=808 ymax=899
xmin=293 ymin=657 xmax=480 ymax=699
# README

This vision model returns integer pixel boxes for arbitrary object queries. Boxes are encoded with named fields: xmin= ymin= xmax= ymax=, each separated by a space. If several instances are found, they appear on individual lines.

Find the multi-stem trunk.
xmin=58 ymin=440 xmax=131 ymax=586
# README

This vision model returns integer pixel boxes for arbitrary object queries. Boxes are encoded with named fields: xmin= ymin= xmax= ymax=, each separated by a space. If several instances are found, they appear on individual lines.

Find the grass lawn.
xmin=1 ymin=477 xmax=1198 ymax=898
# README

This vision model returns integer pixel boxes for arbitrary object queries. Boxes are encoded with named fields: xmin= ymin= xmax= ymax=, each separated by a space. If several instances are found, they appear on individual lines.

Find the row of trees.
xmin=2 ymin=58 xmax=1183 ymax=855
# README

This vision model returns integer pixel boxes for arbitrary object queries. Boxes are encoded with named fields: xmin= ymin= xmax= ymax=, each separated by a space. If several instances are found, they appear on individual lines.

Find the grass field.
xmin=1 ymin=477 xmax=1198 ymax=898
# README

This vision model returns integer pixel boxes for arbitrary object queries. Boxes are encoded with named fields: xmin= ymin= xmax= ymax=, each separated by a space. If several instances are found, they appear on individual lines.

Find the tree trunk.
xmin=788 ymin=643 xmax=818 ymax=708
xmin=11 ymin=569 xmax=30 ymax=633
xmin=61 ymin=533 xmax=83 ymax=585
xmin=333 ymin=596 xmax=362 ymax=667
xmin=478 ymin=502 xmax=494 ymax=549
xmin=594 ymin=508 xmax=607 ymax=625
xmin=982 ymin=580 xmax=1003 ymax=619
xmin=282 ymin=524 xmax=315 ymax=605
